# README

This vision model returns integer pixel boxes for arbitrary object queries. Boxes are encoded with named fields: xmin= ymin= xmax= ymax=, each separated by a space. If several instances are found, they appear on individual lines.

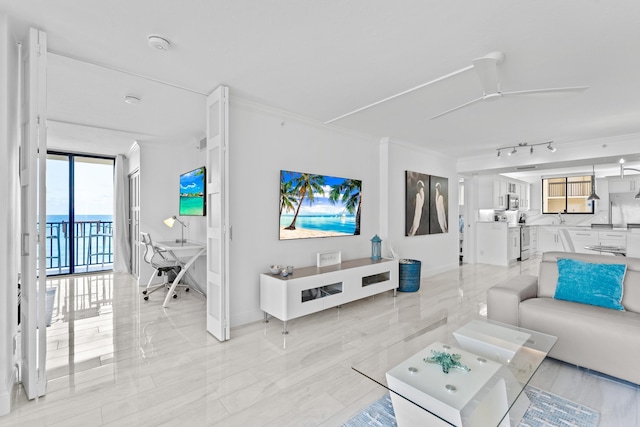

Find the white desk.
xmin=154 ymin=241 xmax=206 ymax=308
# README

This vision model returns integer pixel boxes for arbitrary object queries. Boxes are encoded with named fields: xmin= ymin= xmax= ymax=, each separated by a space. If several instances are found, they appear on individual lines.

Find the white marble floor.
xmin=2 ymin=258 xmax=638 ymax=426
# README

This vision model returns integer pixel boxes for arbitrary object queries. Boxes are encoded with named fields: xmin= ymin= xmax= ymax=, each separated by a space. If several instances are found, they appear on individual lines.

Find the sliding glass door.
xmin=46 ymin=153 xmax=115 ymax=275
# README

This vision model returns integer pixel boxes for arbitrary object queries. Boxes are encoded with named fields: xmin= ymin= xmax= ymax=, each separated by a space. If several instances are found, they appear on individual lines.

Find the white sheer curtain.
xmin=113 ymin=154 xmax=131 ymax=273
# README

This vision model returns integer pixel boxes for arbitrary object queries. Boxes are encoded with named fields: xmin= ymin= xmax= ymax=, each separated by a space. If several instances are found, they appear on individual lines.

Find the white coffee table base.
xmin=386 ymin=342 xmax=529 ymax=427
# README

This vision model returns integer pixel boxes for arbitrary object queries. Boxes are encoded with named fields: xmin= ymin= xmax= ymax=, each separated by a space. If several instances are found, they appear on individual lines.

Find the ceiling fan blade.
xmin=472 ymin=56 xmax=500 ymax=95
xmin=428 ymin=97 xmax=483 ymax=120
xmin=501 ymin=86 xmax=589 ymax=96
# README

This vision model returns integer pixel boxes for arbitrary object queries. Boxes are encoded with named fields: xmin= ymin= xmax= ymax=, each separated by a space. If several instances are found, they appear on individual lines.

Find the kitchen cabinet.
xmin=516 ymin=184 xmax=523 ymax=209
xmin=598 ymin=231 xmax=627 ymax=248
xmin=549 ymin=228 xmax=627 ymax=255
xmin=493 ymin=180 xmax=507 ymax=209
xmin=627 ymin=233 xmax=640 ymax=257
xmin=536 ymin=226 xmax=563 ymax=253
xmin=508 ymin=227 xmax=521 ymax=262
xmin=492 ymin=178 xmax=530 ymax=210
xmin=567 ymin=229 xmax=598 ymax=254
xmin=529 ymin=226 xmax=538 ymax=253
xmin=476 ymin=222 xmax=520 ymax=266
xmin=517 ymin=183 xmax=531 ymax=211
xmin=608 ymin=176 xmax=640 ymax=193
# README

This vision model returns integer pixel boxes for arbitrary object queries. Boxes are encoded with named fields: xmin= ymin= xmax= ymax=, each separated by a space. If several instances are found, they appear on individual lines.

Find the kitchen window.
xmin=542 ymin=175 xmax=595 ymax=214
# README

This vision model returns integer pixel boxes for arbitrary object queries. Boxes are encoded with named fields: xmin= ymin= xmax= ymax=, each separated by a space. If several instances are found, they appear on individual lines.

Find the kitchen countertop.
xmin=478 ymin=221 xmax=630 ymax=231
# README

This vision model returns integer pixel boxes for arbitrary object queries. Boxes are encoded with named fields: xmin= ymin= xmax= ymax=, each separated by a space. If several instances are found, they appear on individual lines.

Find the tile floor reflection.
xmin=2 ymin=260 xmax=639 ymax=426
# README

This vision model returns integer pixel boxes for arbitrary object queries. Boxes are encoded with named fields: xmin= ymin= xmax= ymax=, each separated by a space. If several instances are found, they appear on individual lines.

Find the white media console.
xmin=260 ymin=257 xmax=399 ymax=333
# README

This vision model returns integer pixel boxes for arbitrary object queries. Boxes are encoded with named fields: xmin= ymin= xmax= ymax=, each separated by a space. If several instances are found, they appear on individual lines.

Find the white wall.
xmin=130 ymin=96 xmax=462 ymax=330
xmin=380 ymin=138 xmax=459 ymax=277
xmin=137 ymin=139 xmax=207 ymax=293
xmin=228 ymin=99 xmax=381 ymax=326
xmin=0 ymin=14 xmax=20 ymax=416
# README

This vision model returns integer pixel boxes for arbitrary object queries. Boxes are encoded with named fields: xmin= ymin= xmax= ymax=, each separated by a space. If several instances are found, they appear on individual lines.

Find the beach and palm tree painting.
xmin=179 ymin=166 xmax=206 ymax=216
xmin=280 ymin=170 xmax=362 ymax=240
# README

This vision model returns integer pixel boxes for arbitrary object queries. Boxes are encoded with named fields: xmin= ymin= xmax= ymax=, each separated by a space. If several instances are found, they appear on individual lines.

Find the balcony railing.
xmin=45 ymin=220 xmax=113 ymax=275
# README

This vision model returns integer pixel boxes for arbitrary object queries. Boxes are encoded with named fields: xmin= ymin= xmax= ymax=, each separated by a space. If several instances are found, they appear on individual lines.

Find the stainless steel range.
xmin=519 ymin=225 xmax=531 ymax=261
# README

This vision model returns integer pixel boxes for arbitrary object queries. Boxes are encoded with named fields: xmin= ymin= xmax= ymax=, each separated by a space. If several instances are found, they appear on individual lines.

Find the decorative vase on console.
xmin=371 ymin=235 xmax=382 ymax=260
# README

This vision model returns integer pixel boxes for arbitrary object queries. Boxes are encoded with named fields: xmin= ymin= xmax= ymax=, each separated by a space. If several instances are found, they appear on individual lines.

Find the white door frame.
xmin=129 ymin=169 xmax=141 ymax=278
xmin=19 ymin=27 xmax=48 ymax=400
xmin=205 ymin=86 xmax=230 ymax=341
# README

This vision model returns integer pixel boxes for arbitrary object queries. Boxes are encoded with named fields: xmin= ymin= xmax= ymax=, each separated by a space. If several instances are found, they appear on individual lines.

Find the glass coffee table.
xmin=352 ymin=319 xmax=557 ymax=427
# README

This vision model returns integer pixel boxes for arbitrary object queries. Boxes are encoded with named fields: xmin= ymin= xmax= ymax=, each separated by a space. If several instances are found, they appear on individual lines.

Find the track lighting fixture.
xmin=494 ymin=141 xmax=555 ymax=157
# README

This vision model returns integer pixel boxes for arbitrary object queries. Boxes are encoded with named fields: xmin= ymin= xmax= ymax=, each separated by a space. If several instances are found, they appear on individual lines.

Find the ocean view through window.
xmin=46 ymin=153 xmax=115 ymax=275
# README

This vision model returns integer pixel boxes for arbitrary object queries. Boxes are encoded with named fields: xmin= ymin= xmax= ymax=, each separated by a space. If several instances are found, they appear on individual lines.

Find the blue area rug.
xmin=343 ymin=386 xmax=599 ymax=427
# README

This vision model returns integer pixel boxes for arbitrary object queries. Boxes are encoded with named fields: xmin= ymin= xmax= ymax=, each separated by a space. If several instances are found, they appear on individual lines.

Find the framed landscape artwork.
xmin=405 ymin=170 xmax=448 ymax=236
xmin=179 ymin=166 xmax=206 ymax=216
xmin=279 ymin=170 xmax=362 ymax=240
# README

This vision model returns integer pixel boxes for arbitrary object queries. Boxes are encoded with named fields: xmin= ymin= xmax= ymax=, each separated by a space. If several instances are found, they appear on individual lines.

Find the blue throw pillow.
xmin=554 ymin=258 xmax=626 ymax=310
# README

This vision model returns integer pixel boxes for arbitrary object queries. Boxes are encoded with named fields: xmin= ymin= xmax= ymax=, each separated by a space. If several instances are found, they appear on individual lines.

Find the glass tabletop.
xmin=352 ymin=319 xmax=557 ymax=427
xmin=584 ymin=245 xmax=627 ymax=256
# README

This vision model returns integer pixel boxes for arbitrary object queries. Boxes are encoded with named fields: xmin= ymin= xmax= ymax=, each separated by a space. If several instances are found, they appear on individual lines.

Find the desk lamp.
xmin=164 ymin=216 xmax=187 ymax=243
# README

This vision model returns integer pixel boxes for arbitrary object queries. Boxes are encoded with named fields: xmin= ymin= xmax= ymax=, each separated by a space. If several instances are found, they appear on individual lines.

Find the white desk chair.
xmin=140 ymin=232 xmax=189 ymax=301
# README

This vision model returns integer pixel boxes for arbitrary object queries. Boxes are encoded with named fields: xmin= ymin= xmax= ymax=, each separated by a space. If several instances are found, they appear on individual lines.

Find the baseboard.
xmin=0 ymin=389 xmax=9 ymax=417
xmin=231 ymin=310 xmax=264 ymax=328
xmin=423 ymin=261 xmax=460 ymax=278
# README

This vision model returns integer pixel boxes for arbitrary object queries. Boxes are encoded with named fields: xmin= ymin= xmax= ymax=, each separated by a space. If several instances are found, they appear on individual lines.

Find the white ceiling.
xmin=2 ymin=1 xmax=640 ymax=165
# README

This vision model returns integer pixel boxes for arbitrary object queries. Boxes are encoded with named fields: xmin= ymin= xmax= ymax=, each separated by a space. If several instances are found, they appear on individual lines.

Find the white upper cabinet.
xmin=609 ymin=176 xmax=640 ymax=193
xmin=493 ymin=180 xmax=507 ymax=209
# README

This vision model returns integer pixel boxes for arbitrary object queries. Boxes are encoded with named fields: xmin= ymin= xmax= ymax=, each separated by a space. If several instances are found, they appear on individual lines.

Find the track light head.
xmin=530 ymin=146 xmax=534 ymax=154
xmin=509 ymin=147 xmax=517 ymax=156
xmin=497 ymin=150 xmax=501 ymax=158
xmin=547 ymin=142 xmax=556 ymax=152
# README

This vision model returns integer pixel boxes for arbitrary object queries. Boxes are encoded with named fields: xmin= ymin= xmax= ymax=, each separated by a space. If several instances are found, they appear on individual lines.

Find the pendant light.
xmin=587 ymin=165 xmax=600 ymax=200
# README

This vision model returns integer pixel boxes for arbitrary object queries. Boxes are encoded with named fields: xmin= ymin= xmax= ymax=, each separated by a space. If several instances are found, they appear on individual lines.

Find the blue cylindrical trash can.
xmin=399 ymin=259 xmax=421 ymax=292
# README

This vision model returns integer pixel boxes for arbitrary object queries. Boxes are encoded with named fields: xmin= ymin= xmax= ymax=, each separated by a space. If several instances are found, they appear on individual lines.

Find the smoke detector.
xmin=124 ymin=95 xmax=141 ymax=105
xmin=148 ymin=36 xmax=170 ymax=51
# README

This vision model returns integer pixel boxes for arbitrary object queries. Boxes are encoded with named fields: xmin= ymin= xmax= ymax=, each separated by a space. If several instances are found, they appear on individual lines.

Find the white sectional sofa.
xmin=487 ymin=251 xmax=640 ymax=384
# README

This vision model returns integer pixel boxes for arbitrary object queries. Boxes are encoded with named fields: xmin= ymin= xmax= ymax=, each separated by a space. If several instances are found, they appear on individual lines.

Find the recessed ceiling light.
xmin=148 ymin=35 xmax=170 ymax=50
xmin=124 ymin=95 xmax=141 ymax=105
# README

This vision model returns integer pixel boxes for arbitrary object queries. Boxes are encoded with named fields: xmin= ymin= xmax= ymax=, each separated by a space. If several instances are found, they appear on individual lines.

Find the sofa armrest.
xmin=487 ymin=274 xmax=539 ymax=326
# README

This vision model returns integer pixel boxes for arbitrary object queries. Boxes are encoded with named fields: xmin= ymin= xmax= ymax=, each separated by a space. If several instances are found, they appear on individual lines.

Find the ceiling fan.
xmin=428 ymin=51 xmax=589 ymax=120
